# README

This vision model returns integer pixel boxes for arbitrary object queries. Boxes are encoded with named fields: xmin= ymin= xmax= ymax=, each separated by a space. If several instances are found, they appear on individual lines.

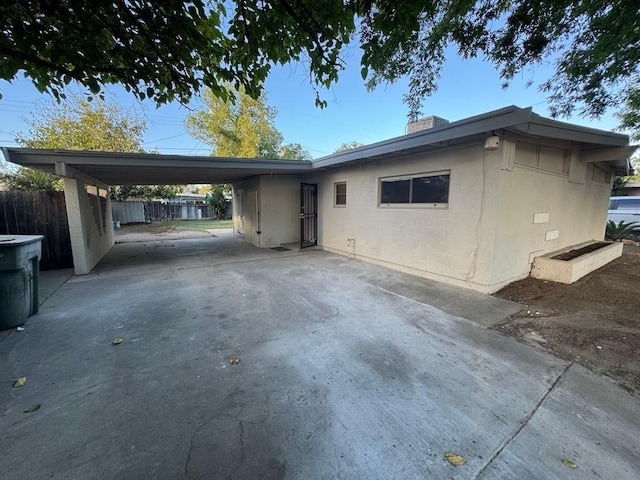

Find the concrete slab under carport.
xmin=1 ymin=234 xmax=638 ymax=479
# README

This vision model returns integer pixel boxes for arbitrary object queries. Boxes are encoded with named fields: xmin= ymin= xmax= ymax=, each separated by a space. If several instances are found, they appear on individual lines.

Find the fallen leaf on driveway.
xmin=229 ymin=356 xmax=239 ymax=365
xmin=562 ymin=458 xmax=578 ymax=468
xmin=24 ymin=404 xmax=41 ymax=413
xmin=444 ymin=452 xmax=466 ymax=466
xmin=112 ymin=338 xmax=124 ymax=345
xmin=13 ymin=377 xmax=27 ymax=388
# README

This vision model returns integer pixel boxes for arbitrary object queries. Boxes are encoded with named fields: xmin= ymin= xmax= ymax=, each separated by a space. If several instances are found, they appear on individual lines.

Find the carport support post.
xmin=62 ymin=177 xmax=115 ymax=275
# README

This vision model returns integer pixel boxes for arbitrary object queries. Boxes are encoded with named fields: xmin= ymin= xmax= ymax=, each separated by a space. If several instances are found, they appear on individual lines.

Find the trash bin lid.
xmin=0 ymin=235 xmax=44 ymax=246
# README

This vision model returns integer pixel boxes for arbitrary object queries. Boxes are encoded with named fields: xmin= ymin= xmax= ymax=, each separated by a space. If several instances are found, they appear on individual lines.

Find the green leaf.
xmin=562 ymin=459 xmax=578 ymax=468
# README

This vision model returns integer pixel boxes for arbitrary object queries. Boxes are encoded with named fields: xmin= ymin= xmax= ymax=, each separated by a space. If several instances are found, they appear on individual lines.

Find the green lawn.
xmin=164 ymin=219 xmax=233 ymax=231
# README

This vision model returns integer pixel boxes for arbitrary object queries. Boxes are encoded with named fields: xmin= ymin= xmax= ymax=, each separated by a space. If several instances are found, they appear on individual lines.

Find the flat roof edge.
xmin=311 ymin=106 xmax=533 ymax=168
xmin=2 ymin=147 xmax=314 ymax=171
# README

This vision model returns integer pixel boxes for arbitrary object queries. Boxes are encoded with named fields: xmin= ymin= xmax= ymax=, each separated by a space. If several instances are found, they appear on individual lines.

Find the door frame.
xmin=300 ymin=183 xmax=318 ymax=248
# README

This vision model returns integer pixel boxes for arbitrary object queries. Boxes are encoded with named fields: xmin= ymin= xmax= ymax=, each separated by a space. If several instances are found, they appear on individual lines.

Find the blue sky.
xmin=0 ymin=46 xmax=626 ymax=160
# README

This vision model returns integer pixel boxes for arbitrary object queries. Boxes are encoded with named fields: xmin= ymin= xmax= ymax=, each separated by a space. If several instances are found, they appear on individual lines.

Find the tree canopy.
xmin=16 ymin=95 xmax=146 ymax=151
xmin=3 ymin=94 xmax=182 ymax=198
xmin=333 ymin=141 xmax=365 ymax=153
xmin=0 ymin=165 xmax=62 ymax=192
xmin=185 ymin=86 xmax=311 ymax=160
xmin=1 ymin=1 xmax=638 ymax=128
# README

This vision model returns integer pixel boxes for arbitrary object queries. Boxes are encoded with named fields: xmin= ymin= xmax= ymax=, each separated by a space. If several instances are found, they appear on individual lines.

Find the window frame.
xmin=378 ymin=170 xmax=450 ymax=208
xmin=334 ymin=181 xmax=347 ymax=207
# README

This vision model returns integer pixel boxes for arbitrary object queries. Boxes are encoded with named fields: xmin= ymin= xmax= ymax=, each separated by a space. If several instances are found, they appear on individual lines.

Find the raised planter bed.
xmin=531 ymin=240 xmax=623 ymax=284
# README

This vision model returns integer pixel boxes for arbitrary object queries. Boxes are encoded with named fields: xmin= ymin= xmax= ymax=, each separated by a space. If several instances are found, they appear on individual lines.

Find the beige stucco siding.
xmin=232 ymin=176 xmax=260 ymax=241
xmin=233 ymin=175 xmax=301 ymax=248
xmin=63 ymin=178 xmax=114 ymax=275
xmin=304 ymin=144 xmax=503 ymax=292
xmin=258 ymin=175 xmax=301 ymax=247
xmin=490 ymin=148 xmax=612 ymax=289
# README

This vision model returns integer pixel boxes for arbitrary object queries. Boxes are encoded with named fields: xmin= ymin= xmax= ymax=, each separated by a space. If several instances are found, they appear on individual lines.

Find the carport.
xmin=1 ymin=147 xmax=311 ymax=274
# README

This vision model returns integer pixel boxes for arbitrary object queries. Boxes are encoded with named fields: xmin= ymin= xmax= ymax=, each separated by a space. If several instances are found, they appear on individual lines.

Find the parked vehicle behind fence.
xmin=608 ymin=196 xmax=640 ymax=224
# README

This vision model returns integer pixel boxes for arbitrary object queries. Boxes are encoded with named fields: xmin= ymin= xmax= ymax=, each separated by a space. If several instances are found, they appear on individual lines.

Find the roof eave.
xmin=311 ymin=105 xmax=533 ymax=168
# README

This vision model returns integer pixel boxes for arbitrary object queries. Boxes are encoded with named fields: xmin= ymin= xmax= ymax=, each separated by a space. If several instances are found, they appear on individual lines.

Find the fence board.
xmin=0 ymin=191 xmax=73 ymax=270
xmin=111 ymin=201 xmax=213 ymax=223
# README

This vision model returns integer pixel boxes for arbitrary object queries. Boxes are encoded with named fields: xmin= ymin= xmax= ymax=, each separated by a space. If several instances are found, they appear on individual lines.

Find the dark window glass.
xmin=381 ymin=179 xmax=410 ymax=203
xmin=411 ymin=175 xmax=450 ymax=203
xmin=335 ymin=182 xmax=347 ymax=205
xmin=618 ymin=198 xmax=640 ymax=209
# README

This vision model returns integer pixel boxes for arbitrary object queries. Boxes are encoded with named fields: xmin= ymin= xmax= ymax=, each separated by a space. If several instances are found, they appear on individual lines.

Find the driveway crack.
xmin=473 ymin=362 xmax=573 ymax=479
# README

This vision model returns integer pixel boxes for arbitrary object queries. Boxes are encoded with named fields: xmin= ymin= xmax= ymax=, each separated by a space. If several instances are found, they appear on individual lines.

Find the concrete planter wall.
xmin=531 ymin=241 xmax=623 ymax=284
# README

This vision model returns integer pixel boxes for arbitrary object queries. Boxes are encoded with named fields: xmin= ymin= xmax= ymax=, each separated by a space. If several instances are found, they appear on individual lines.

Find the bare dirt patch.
xmin=114 ymin=222 xmax=213 ymax=243
xmin=493 ymin=245 xmax=640 ymax=395
xmin=118 ymin=222 xmax=175 ymax=234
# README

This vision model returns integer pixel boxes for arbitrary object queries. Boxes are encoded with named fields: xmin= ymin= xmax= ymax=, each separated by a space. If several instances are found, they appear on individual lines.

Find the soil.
xmin=116 ymin=222 xmax=175 ymax=234
xmin=493 ymin=244 xmax=640 ymax=396
xmin=551 ymin=241 xmax=609 ymax=261
xmin=113 ymin=223 xmax=214 ymax=243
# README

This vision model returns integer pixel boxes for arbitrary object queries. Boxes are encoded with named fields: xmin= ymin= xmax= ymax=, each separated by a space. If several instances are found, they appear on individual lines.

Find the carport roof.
xmin=0 ymin=148 xmax=312 ymax=186
xmin=1 ymin=105 xmax=635 ymax=184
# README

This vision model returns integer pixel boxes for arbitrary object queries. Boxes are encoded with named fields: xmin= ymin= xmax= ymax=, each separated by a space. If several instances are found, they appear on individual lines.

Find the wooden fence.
xmin=112 ymin=201 xmax=214 ymax=223
xmin=0 ymin=191 xmax=73 ymax=270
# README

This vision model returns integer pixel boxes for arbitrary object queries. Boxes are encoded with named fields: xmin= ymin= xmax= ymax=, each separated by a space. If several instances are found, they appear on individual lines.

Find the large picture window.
xmin=379 ymin=172 xmax=450 ymax=206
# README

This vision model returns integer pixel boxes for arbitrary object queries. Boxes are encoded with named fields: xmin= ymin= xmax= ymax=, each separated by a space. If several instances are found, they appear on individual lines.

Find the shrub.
xmin=605 ymin=220 xmax=640 ymax=241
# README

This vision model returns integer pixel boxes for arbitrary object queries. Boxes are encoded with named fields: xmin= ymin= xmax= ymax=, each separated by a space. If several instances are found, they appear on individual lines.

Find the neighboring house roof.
xmin=167 ymin=192 xmax=208 ymax=203
xmin=175 ymin=192 xmax=207 ymax=199
xmin=2 ymin=105 xmax=636 ymax=185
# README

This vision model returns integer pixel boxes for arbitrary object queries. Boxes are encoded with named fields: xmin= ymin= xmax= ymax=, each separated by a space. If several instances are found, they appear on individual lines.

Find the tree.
xmin=205 ymin=185 xmax=232 ymax=219
xmin=333 ymin=141 xmax=365 ymax=153
xmin=2 ymin=1 xmax=637 ymax=128
xmin=0 ymin=164 xmax=63 ymax=192
xmin=185 ymin=86 xmax=312 ymax=160
xmin=7 ymin=94 xmax=182 ymax=199
xmin=185 ymin=87 xmax=283 ymax=158
xmin=612 ymin=177 xmax=627 ymax=195
xmin=109 ymin=185 xmax=183 ymax=202
xmin=622 ymin=158 xmax=640 ymax=183
xmin=16 ymin=95 xmax=146 ymax=151
xmin=280 ymin=143 xmax=313 ymax=161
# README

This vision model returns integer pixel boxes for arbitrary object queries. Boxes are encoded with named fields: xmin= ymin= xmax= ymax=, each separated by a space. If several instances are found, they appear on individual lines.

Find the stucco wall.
xmin=490 ymin=140 xmax=612 ymax=290
xmin=303 ymin=144 xmax=503 ymax=292
xmin=258 ymin=175 xmax=301 ymax=247
xmin=233 ymin=175 xmax=301 ymax=248
xmin=63 ymin=178 xmax=114 ymax=274
xmin=233 ymin=176 xmax=260 ymax=242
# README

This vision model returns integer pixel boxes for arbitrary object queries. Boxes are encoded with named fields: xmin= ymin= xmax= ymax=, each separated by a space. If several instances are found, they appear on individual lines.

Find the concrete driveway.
xmin=1 ymin=232 xmax=639 ymax=479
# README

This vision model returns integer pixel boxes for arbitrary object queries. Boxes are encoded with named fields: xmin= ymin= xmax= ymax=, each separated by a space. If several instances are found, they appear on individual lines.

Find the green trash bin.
xmin=0 ymin=235 xmax=44 ymax=330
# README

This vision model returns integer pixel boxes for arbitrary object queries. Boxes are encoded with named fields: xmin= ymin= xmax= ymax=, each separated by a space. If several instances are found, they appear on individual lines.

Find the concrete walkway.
xmin=1 ymin=233 xmax=638 ymax=479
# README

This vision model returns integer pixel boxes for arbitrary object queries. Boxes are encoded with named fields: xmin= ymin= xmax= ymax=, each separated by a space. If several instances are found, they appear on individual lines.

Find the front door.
xmin=300 ymin=183 xmax=317 ymax=248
